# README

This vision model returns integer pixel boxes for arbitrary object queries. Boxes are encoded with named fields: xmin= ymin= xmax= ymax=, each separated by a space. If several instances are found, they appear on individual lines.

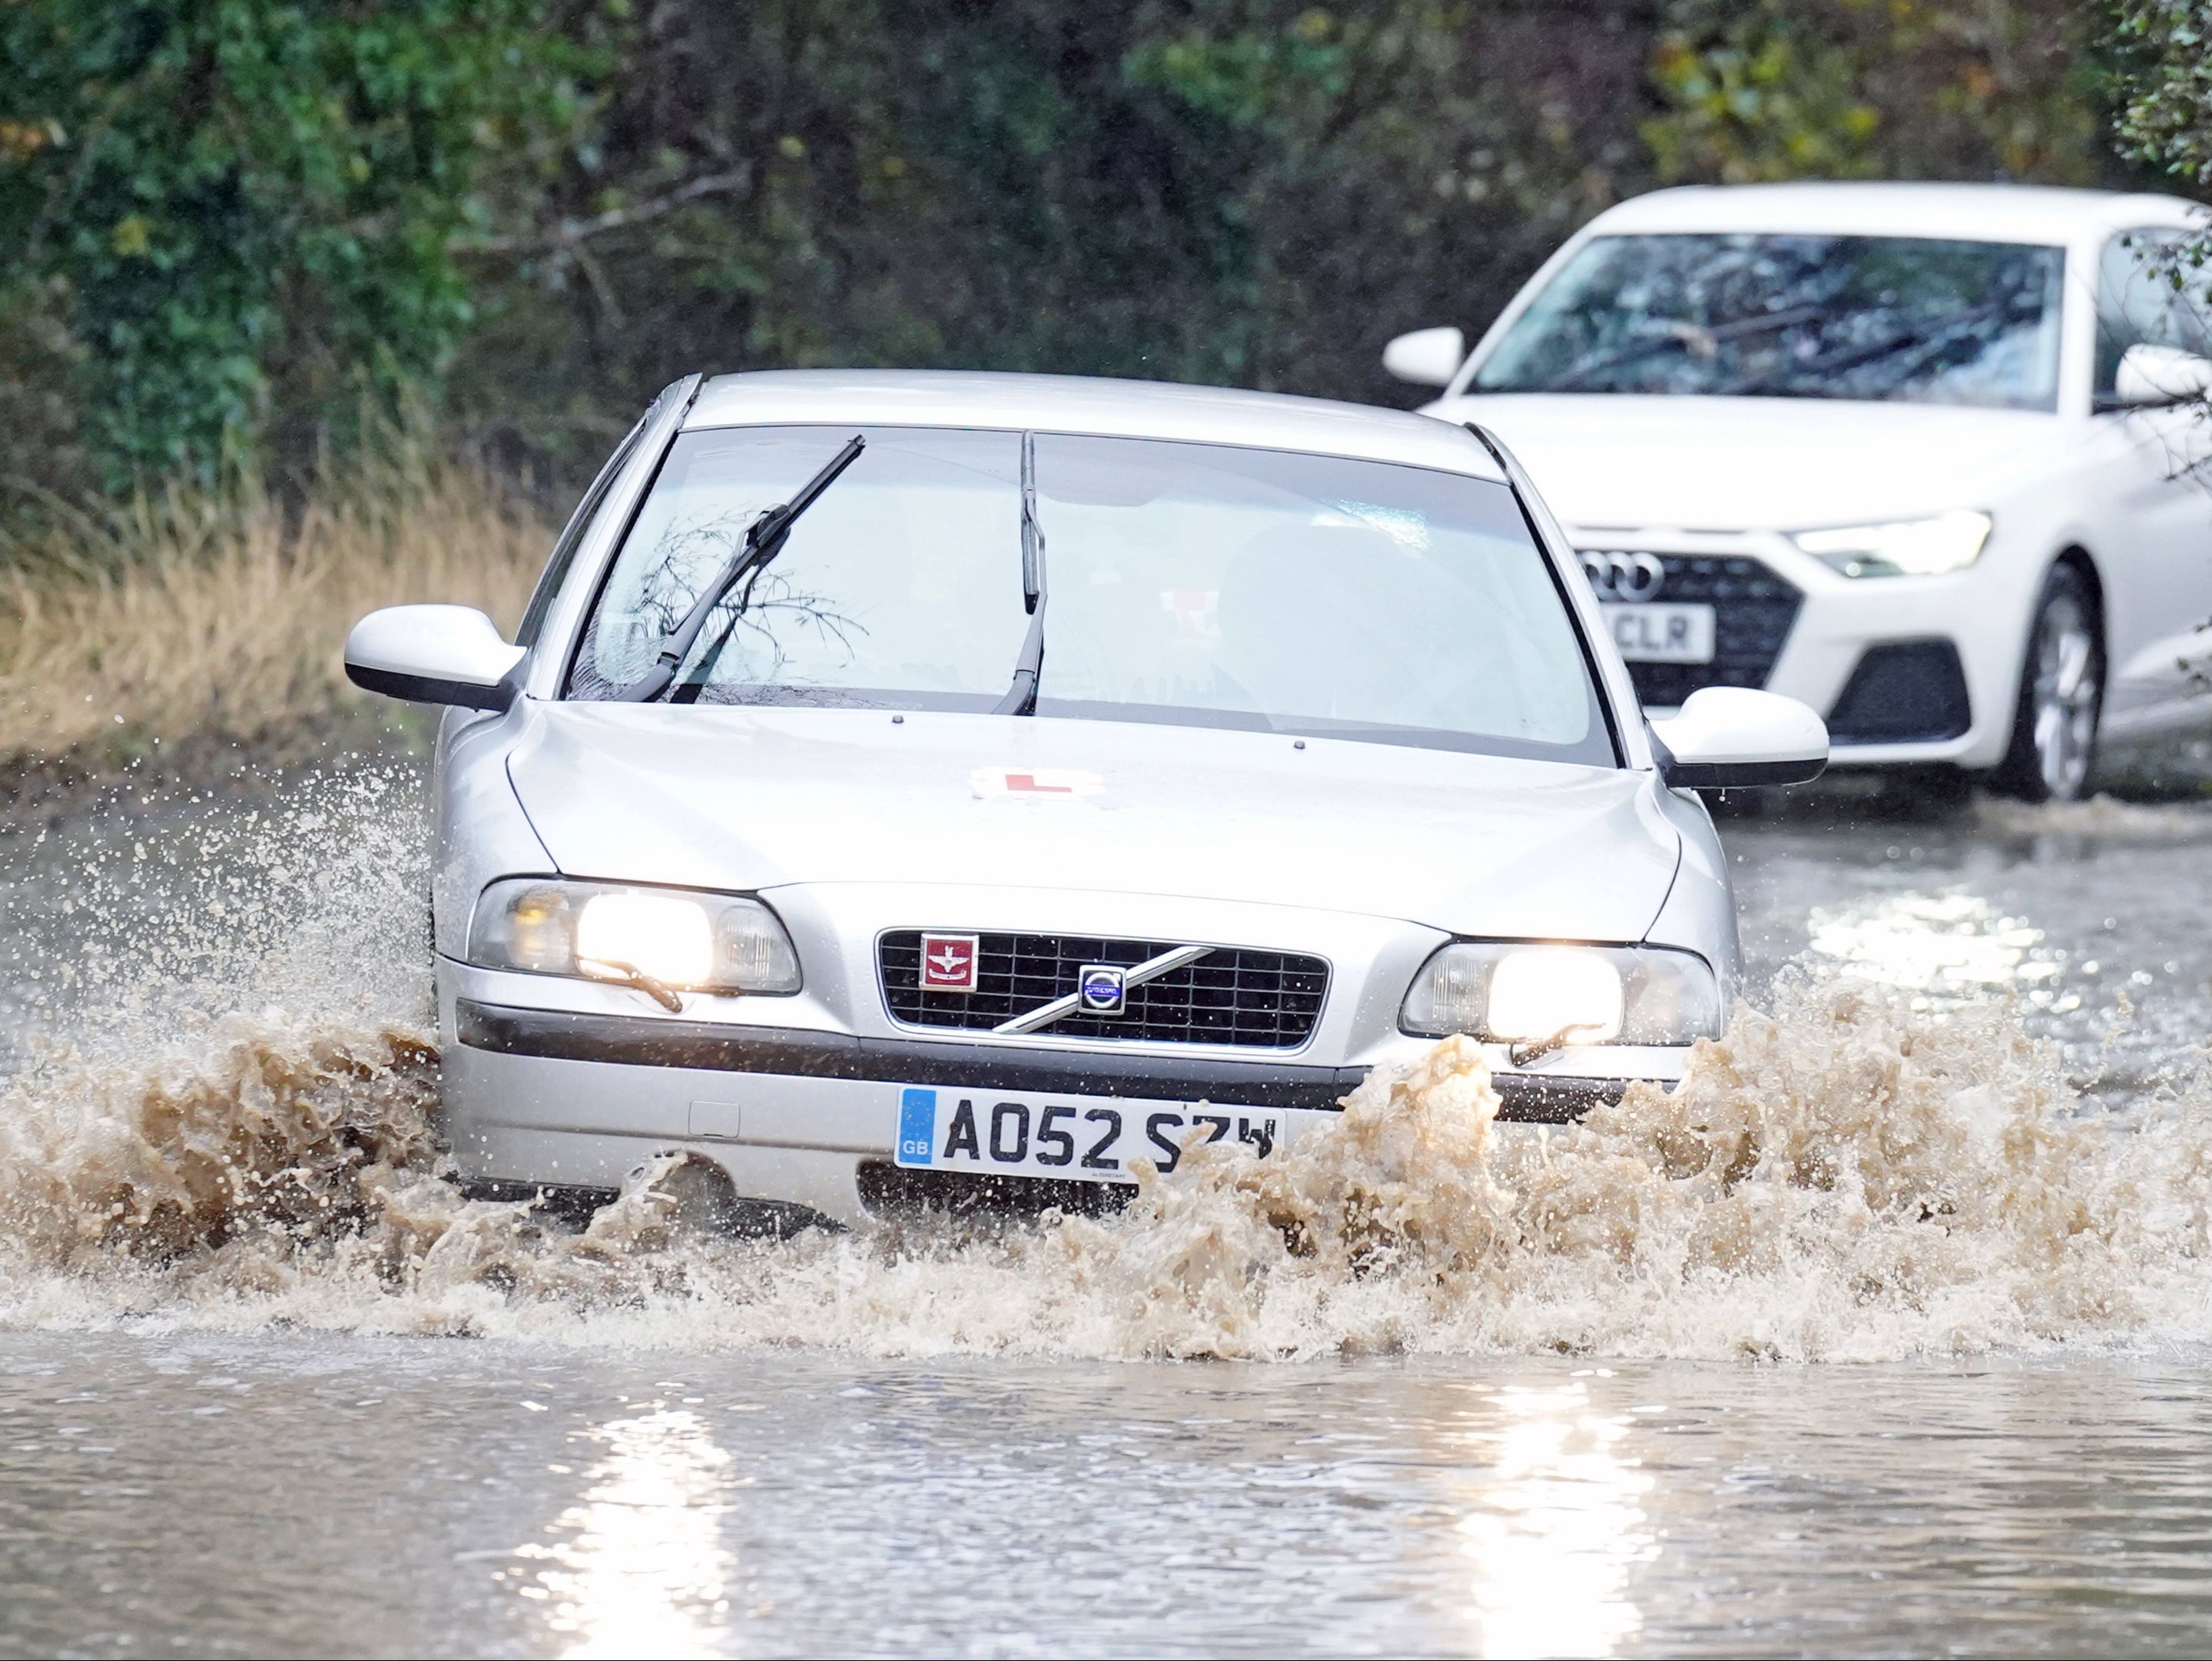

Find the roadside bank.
xmin=0 ymin=450 xmax=547 ymax=801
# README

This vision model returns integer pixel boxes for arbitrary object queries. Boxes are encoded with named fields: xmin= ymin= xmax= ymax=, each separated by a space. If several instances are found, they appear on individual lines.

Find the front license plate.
xmin=894 ymin=1086 xmax=1281 ymax=1185
xmin=1603 ymin=602 xmax=1716 ymax=664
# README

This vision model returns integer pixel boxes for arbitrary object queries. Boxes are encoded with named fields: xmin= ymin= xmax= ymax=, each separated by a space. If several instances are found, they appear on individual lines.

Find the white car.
xmin=1385 ymin=182 xmax=2212 ymax=800
xmin=344 ymin=370 xmax=1824 ymax=1229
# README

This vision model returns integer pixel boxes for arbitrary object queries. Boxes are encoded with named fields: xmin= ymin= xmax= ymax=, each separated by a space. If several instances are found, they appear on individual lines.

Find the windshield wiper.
xmin=1547 ymin=303 xmax=1828 ymax=392
xmin=618 ymin=433 xmax=867 ymax=704
xmin=1718 ymin=303 xmax=2003 ymax=396
xmin=993 ymin=429 xmax=1049 ymax=715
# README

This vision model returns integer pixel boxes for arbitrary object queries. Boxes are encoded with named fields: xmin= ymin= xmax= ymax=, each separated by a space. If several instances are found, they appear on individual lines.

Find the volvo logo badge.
xmin=1077 ymin=964 xmax=1127 ymax=1015
xmin=1579 ymin=549 xmax=1667 ymax=602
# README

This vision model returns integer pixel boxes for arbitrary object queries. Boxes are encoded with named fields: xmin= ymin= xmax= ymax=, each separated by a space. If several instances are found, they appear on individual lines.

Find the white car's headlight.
xmin=1791 ymin=509 xmax=1991 ymax=578
xmin=1399 ymin=943 xmax=1722 ymax=1046
xmin=468 ymin=878 xmax=801 ymax=995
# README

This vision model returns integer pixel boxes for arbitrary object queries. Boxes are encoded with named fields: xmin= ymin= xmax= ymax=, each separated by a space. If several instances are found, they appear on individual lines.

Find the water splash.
xmin=0 ymin=980 xmax=2204 ymax=1363
xmin=4 ymin=756 xmax=2209 ymax=1361
xmin=1 ymin=757 xmax=433 ymax=1068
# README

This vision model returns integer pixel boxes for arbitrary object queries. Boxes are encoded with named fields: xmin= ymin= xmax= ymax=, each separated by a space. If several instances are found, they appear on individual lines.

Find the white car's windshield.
xmin=1474 ymin=234 xmax=2065 ymax=411
xmin=567 ymin=424 xmax=1612 ymax=764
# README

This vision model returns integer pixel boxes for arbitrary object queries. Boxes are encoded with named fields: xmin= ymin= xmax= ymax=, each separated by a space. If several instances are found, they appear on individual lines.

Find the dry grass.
xmin=0 ymin=448 xmax=550 ymax=768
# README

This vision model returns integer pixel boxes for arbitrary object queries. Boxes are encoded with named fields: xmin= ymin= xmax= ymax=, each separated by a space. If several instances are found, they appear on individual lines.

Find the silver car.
xmin=344 ymin=370 xmax=1826 ymax=1228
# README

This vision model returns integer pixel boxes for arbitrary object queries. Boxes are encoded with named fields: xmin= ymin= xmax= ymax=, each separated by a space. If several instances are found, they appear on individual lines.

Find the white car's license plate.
xmin=894 ymin=1085 xmax=1280 ymax=1185
xmin=1603 ymin=602 xmax=1716 ymax=664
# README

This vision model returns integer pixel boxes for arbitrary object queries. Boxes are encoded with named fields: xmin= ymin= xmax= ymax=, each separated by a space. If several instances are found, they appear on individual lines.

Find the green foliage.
xmin=2117 ymin=0 xmax=2212 ymax=184
xmin=1647 ymin=0 xmax=2115 ymax=187
xmin=445 ymin=0 xmax=1658 ymax=482
xmin=1647 ymin=12 xmax=1883 ymax=182
xmin=1124 ymin=8 xmax=1353 ymax=127
xmin=0 ymin=0 xmax=2197 ymax=502
xmin=0 ymin=274 xmax=89 ymax=501
xmin=0 ymin=0 xmax=593 ymax=486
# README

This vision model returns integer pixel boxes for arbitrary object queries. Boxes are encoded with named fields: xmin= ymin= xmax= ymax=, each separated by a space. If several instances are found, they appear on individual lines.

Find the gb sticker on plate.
xmin=918 ymin=932 xmax=980 ymax=993
xmin=898 ymin=1088 xmax=938 ymax=1163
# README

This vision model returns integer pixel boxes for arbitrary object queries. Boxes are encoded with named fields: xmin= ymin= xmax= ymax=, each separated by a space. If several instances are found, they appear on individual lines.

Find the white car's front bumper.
xmin=1577 ymin=527 xmax=2036 ymax=771
xmin=435 ymin=964 xmax=1693 ymax=1229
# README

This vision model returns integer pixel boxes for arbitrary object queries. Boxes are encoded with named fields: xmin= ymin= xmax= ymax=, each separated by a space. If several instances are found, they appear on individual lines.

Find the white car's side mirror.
xmin=344 ymin=605 xmax=526 ymax=711
xmin=2114 ymin=342 xmax=2212 ymax=406
xmin=1649 ymin=687 xmax=1827 ymax=789
xmin=1382 ymin=326 xmax=1466 ymax=387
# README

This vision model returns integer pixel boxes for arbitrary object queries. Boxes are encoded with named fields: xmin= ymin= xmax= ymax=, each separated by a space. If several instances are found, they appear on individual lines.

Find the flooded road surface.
xmin=3 ymin=759 xmax=2212 ymax=1656
xmin=1727 ymin=791 xmax=2212 ymax=1106
xmin=8 ymin=1335 xmax=2212 ymax=1658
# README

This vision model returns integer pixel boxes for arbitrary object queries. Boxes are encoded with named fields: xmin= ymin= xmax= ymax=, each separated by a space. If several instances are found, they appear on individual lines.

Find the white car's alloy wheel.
xmin=2017 ymin=575 xmax=2101 ymax=802
xmin=2032 ymin=597 xmax=2098 ymax=797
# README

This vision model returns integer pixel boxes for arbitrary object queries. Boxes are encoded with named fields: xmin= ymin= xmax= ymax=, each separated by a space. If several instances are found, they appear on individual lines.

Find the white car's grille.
xmin=878 ymin=931 xmax=1328 ymax=1049
xmin=1585 ymin=552 xmax=1803 ymax=704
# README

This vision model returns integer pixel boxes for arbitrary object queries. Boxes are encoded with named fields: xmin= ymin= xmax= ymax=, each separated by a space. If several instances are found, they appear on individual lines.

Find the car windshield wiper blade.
xmin=618 ymin=433 xmax=867 ymax=704
xmin=993 ymin=429 xmax=1049 ymax=716
xmin=1716 ymin=303 xmax=2001 ymax=396
xmin=1546 ymin=303 xmax=1829 ymax=392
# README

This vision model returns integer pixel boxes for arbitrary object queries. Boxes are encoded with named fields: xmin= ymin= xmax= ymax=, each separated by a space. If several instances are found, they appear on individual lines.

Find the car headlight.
xmin=468 ymin=878 xmax=802 ymax=995
xmin=1399 ymin=943 xmax=1722 ymax=1046
xmin=1791 ymin=509 xmax=1991 ymax=578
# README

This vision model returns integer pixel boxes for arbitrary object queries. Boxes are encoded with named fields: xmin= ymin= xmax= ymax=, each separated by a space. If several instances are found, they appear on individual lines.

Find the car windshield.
xmin=1474 ymin=234 xmax=2065 ymax=411
xmin=567 ymin=424 xmax=1612 ymax=764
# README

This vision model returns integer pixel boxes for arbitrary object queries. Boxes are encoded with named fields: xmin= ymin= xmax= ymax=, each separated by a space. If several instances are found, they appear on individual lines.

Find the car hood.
xmin=1427 ymin=392 xmax=2060 ymax=530
xmin=502 ymin=704 xmax=1682 ymax=943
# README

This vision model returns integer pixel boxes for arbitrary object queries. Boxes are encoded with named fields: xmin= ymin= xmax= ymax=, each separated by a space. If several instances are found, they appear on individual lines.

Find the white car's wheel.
xmin=1995 ymin=565 xmax=2103 ymax=803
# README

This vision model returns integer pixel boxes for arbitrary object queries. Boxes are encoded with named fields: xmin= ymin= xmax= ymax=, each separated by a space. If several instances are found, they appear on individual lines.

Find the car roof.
xmin=682 ymin=368 xmax=1507 ymax=480
xmin=1583 ymin=181 xmax=2210 ymax=245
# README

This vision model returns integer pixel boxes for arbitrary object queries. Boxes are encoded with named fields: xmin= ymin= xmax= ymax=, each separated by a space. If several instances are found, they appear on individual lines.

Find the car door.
xmin=2091 ymin=227 xmax=2212 ymax=724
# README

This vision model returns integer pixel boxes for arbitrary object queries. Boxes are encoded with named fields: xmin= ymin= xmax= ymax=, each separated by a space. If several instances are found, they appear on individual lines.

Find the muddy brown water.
xmin=2 ymin=755 xmax=2211 ymax=1658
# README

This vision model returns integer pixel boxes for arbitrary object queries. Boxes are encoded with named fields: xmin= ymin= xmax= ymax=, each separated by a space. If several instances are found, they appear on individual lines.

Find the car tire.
xmin=1991 ymin=564 xmax=2103 ymax=803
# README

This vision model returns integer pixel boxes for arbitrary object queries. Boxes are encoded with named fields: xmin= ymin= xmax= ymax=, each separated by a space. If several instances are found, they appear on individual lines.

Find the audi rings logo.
xmin=1579 ymin=549 xmax=1667 ymax=603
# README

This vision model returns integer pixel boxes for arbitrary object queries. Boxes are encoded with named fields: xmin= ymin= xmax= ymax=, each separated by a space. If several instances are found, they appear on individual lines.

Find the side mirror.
xmin=344 ymin=605 xmax=526 ymax=711
xmin=2114 ymin=342 xmax=2212 ymax=406
xmin=1649 ymin=687 xmax=1827 ymax=789
xmin=1382 ymin=326 xmax=1467 ymax=388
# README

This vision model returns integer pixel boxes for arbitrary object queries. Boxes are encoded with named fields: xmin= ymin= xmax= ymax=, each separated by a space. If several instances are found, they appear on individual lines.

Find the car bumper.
xmin=1762 ymin=564 xmax=2015 ymax=770
xmin=437 ymin=981 xmax=1689 ymax=1229
xmin=1575 ymin=526 xmax=2037 ymax=771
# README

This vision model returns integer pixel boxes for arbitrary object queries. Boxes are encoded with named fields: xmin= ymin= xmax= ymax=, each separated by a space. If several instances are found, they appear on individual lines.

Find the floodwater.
xmin=7 ymin=1336 xmax=2212 ymax=1658
xmin=3 ymin=755 xmax=2212 ymax=1657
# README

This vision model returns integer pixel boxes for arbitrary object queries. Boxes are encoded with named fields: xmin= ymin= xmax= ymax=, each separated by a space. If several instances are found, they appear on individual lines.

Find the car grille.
xmin=878 ymin=931 xmax=1328 ymax=1049
xmin=1596 ymin=552 xmax=1804 ymax=708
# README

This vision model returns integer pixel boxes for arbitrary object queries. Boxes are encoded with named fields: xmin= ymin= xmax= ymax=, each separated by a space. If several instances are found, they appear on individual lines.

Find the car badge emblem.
xmin=1578 ymin=549 xmax=1667 ymax=603
xmin=1077 ymin=963 xmax=1126 ymax=1015
xmin=919 ymin=933 xmax=980 ymax=993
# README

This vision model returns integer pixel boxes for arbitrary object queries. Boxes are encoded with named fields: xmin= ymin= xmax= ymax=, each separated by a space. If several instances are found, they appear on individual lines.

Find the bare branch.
xmin=456 ymin=169 xmax=750 ymax=257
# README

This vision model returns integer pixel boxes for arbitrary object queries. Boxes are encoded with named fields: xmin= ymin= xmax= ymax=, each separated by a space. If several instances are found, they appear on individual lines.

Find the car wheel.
xmin=1992 ymin=565 xmax=2103 ymax=803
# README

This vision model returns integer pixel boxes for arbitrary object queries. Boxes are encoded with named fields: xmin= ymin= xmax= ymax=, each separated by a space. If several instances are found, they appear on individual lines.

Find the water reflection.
xmin=1807 ymin=891 xmax=2061 ymax=1002
xmin=522 ymin=1408 xmax=736 ymax=1659
xmin=1454 ymin=1383 xmax=1655 ymax=1659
